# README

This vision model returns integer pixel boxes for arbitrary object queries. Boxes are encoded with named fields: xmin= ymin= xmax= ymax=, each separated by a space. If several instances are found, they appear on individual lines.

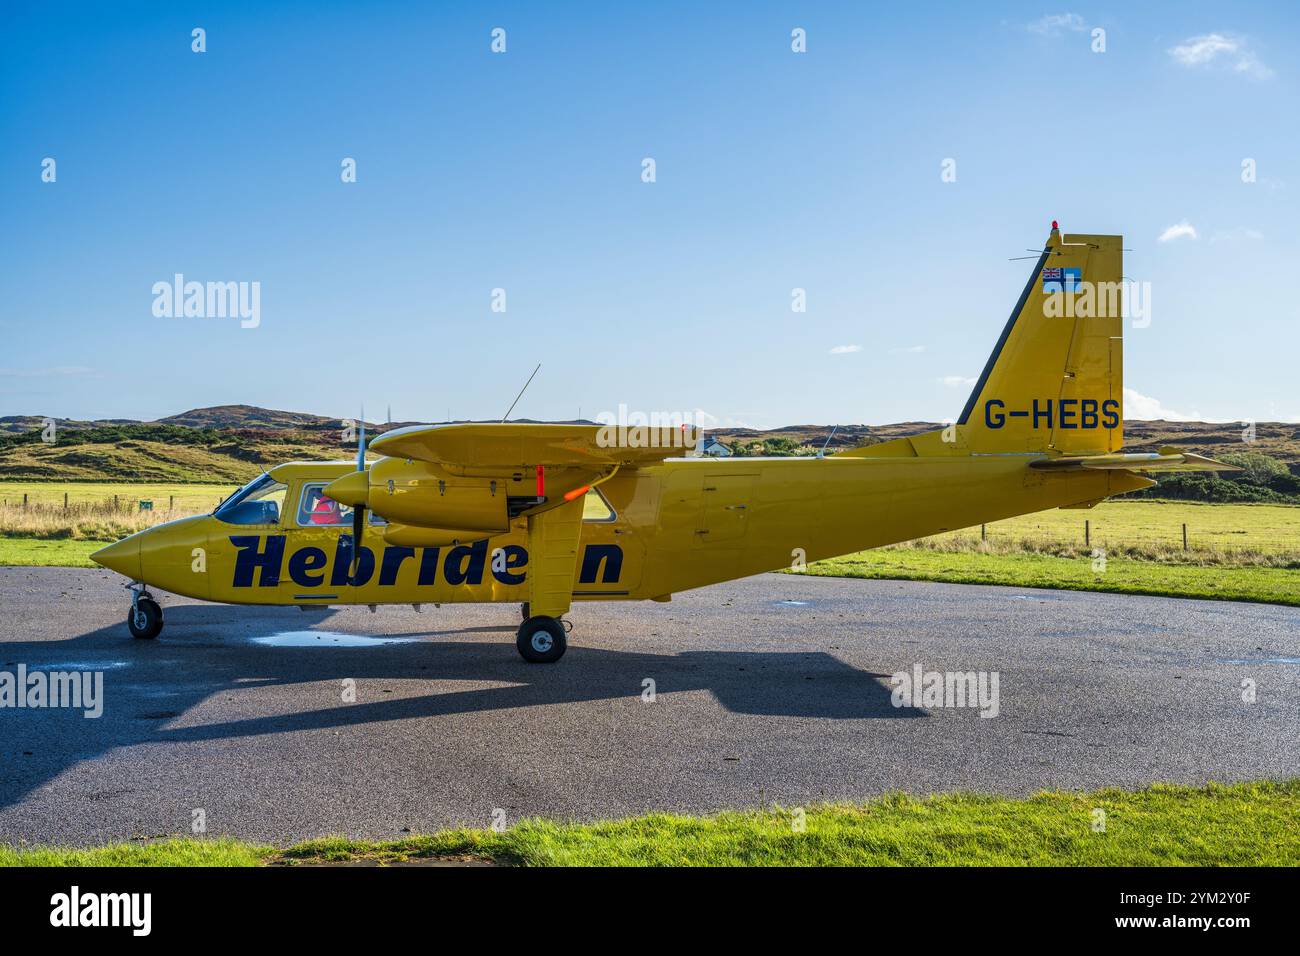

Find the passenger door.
xmin=694 ymin=473 xmax=757 ymax=546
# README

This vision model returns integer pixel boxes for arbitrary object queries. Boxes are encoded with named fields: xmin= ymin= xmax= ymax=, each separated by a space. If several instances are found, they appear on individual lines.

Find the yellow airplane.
xmin=92 ymin=225 xmax=1233 ymax=662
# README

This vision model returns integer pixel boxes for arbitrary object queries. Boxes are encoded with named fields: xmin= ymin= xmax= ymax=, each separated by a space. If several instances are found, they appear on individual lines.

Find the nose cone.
xmin=91 ymin=536 xmax=141 ymax=579
xmin=324 ymin=470 xmax=370 ymax=508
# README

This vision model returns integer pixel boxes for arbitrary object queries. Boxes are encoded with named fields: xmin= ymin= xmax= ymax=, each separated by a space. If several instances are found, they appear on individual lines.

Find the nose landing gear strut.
xmin=126 ymin=581 xmax=164 ymax=640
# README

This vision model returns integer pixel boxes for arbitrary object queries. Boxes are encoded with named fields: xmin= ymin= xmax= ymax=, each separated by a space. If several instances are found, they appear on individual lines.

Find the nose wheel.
xmin=126 ymin=584 xmax=164 ymax=640
xmin=516 ymin=615 xmax=567 ymax=663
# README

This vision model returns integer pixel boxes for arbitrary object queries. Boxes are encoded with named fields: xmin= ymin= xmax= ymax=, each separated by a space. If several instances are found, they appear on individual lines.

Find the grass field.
xmin=792 ymin=500 xmax=1300 ymax=607
xmin=803 ymin=548 xmax=1300 ymax=607
xmin=0 ymin=481 xmax=235 ymax=543
xmin=0 ymin=537 xmax=104 ymax=567
xmin=3 ymin=781 xmax=1296 ymax=866
xmin=933 ymin=499 xmax=1300 ymax=556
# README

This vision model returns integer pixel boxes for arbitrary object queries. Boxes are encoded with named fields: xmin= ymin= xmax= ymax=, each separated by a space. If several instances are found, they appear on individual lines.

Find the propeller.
xmin=321 ymin=411 xmax=376 ymax=584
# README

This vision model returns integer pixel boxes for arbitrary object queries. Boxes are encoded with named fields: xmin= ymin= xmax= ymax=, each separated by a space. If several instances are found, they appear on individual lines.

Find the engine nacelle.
xmin=324 ymin=456 xmax=602 ymax=532
xmin=367 ymin=458 xmax=510 ymax=532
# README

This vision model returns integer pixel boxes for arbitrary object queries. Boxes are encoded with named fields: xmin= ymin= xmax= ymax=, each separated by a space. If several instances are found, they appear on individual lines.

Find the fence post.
xmin=23 ymin=493 xmax=28 ymax=509
xmin=1085 ymin=520 xmax=1090 ymax=548
xmin=170 ymin=495 xmax=174 ymax=511
xmin=981 ymin=524 xmax=986 ymax=543
xmin=64 ymin=492 xmax=68 ymax=512
xmin=1182 ymin=523 xmax=1188 ymax=552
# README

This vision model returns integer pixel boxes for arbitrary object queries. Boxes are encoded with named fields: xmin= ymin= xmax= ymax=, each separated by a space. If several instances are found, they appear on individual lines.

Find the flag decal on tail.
xmin=1042 ymin=267 xmax=1082 ymax=293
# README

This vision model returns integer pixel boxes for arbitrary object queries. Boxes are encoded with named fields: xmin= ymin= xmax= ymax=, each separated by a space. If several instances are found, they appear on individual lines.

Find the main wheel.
xmin=520 ymin=601 xmax=530 ymax=621
xmin=128 ymin=597 xmax=163 ymax=639
xmin=516 ymin=616 xmax=566 ymax=663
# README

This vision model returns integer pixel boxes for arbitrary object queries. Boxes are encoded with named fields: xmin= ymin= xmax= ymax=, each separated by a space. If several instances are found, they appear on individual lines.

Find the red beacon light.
xmin=1051 ymin=220 xmax=1059 ymax=230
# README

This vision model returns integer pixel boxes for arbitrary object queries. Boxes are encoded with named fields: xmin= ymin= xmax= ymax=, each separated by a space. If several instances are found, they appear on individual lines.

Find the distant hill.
xmin=158 ymin=405 xmax=341 ymax=430
xmin=0 ymin=406 xmax=1296 ymax=501
xmin=0 ymin=405 xmax=391 ymax=435
xmin=0 ymin=415 xmax=137 ymax=434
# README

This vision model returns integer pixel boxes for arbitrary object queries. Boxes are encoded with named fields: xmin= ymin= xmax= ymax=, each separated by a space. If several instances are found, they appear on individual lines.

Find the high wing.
xmin=1029 ymin=447 xmax=1238 ymax=473
xmin=355 ymin=422 xmax=700 ymax=624
xmin=368 ymin=422 xmax=698 ymax=469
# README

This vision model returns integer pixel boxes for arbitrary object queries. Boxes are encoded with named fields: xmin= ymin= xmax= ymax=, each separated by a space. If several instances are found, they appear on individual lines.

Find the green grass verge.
xmin=4 ymin=781 xmax=1298 ymax=867
xmin=0 ymin=536 xmax=102 ymax=567
xmin=0 ymin=837 xmax=266 ymax=867
xmin=802 ymin=548 xmax=1300 ymax=607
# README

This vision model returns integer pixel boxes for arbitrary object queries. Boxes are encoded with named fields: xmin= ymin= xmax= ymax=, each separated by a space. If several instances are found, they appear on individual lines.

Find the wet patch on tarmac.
xmin=250 ymin=631 xmax=420 ymax=648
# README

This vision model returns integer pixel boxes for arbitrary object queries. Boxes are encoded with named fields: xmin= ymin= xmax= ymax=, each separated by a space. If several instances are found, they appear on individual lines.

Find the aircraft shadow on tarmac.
xmin=0 ymin=604 xmax=915 ymax=814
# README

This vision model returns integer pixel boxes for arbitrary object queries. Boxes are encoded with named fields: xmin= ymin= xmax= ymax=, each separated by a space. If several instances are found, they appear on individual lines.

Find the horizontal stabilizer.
xmin=1029 ymin=447 xmax=1238 ymax=473
xmin=368 ymin=422 xmax=697 ymax=468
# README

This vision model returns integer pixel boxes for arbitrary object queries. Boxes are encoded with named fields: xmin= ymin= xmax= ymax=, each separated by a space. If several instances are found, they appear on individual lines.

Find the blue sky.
xmin=2 ymin=1 xmax=1297 ymax=428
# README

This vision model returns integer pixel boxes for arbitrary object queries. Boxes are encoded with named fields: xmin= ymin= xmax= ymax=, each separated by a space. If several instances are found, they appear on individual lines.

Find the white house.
xmin=700 ymin=436 xmax=733 ymax=457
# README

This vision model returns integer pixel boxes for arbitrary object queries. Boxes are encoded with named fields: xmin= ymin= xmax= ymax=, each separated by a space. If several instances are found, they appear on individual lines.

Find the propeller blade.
xmin=351 ymin=505 xmax=365 ymax=581
xmin=346 ymin=408 xmax=368 ymax=582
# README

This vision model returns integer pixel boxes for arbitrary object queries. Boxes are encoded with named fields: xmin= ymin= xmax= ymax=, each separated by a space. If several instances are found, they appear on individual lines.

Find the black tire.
xmin=128 ymin=597 xmax=163 ymax=639
xmin=516 ymin=616 xmax=566 ymax=663
xmin=520 ymin=601 xmax=530 ymax=622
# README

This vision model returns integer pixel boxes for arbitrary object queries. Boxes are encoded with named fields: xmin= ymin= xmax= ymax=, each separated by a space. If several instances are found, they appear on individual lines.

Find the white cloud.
xmin=1168 ymin=33 xmax=1271 ymax=79
xmin=1169 ymin=33 xmax=1236 ymax=66
xmin=1157 ymin=221 xmax=1198 ymax=243
xmin=828 ymin=344 xmax=861 ymax=354
xmin=1125 ymin=388 xmax=1276 ymax=423
xmin=1123 ymin=387 xmax=1200 ymax=422
xmin=889 ymin=345 xmax=926 ymax=354
xmin=941 ymin=375 xmax=976 ymax=388
xmin=1026 ymin=13 xmax=1086 ymax=35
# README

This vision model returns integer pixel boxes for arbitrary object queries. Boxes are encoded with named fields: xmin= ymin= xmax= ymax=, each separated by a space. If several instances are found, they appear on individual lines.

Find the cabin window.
xmin=582 ymin=486 xmax=616 ymax=522
xmin=297 ymin=483 xmax=352 ymax=526
xmin=296 ymin=482 xmax=387 ymax=527
xmin=214 ymin=474 xmax=287 ymax=525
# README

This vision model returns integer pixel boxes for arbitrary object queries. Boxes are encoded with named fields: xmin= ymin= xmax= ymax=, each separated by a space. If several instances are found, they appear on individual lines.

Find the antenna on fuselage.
xmin=817 ymin=425 xmax=839 ymax=459
xmin=501 ymin=363 xmax=542 ymax=423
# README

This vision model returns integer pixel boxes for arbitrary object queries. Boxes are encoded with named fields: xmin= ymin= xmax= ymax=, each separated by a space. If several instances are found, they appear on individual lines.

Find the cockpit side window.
xmin=297 ymin=482 xmax=352 ymax=527
xmin=295 ymin=481 xmax=387 ymax=527
xmin=213 ymin=474 xmax=287 ymax=525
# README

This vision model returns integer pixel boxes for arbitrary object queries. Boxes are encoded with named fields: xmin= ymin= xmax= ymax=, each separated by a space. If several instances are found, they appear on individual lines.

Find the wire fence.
xmin=1 ymin=493 xmax=224 ymax=513
xmin=0 ymin=494 xmax=223 ymax=540
xmin=923 ymin=518 xmax=1300 ymax=559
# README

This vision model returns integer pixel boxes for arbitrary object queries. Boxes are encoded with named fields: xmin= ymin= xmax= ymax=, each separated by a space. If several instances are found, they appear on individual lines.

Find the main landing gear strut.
xmin=126 ymin=581 xmax=164 ymax=640
xmin=516 ymin=613 xmax=570 ymax=664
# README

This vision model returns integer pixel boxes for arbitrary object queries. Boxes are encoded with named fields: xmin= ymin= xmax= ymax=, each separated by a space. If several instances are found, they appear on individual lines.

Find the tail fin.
xmin=956 ymin=224 xmax=1124 ymax=456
